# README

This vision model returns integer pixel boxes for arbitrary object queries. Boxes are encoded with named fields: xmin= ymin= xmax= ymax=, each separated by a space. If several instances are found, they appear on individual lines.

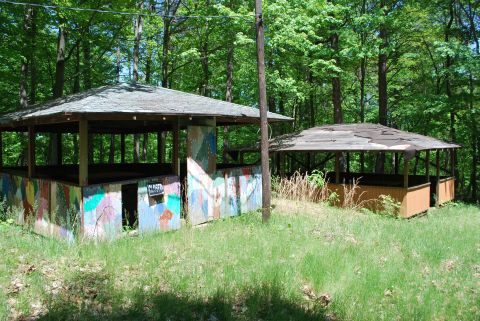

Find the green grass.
xmin=1 ymin=201 xmax=479 ymax=321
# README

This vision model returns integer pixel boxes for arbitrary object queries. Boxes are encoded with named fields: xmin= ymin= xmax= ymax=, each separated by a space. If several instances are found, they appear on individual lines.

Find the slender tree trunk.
xmin=445 ymin=0 xmax=455 ymax=141
xmin=161 ymin=18 xmax=171 ymax=88
xmin=133 ymin=5 xmax=144 ymax=162
xmin=19 ymin=61 xmax=28 ymax=109
xmin=378 ymin=1 xmax=388 ymax=126
xmin=53 ymin=25 xmax=66 ymax=98
xmin=116 ymin=44 xmax=121 ymax=83
xmin=83 ymin=35 xmax=92 ymax=90
xmin=73 ymin=43 xmax=80 ymax=93
xmin=200 ymin=5 xmax=210 ymax=97
xmin=223 ymin=38 xmax=234 ymax=163
xmin=331 ymin=33 xmax=343 ymax=124
xmin=133 ymin=5 xmax=143 ymax=83
xmin=28 ymin=8 xmax=37 ymax=105
xmin=19 ymin=7 xmax=36 ymax=108
xmin=376 ymin=0 xmax=388 ymax=174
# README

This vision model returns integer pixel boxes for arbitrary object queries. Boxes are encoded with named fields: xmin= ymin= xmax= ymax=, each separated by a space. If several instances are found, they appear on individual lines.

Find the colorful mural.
xmin=83 ymin=184 xmax=122 ymax=240
xmin=188 ymin=126 xmax=216 ymax=174
xmin=186 ymin=124 xmax=262 ymax=225
xmin=0 ymin=173 xmax=81 ymax=241
xmin=138 ymin=175 xmax=181 ymax=233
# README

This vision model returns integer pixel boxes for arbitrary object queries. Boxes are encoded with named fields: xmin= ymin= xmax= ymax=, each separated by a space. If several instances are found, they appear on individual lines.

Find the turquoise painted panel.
xmin=83 ymin=184 xmax=122 ymax=240
xmin=138 ymin=175 xmax=181 ymax=233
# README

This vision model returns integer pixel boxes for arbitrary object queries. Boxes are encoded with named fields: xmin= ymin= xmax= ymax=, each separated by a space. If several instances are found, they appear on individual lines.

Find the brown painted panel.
xmin=438 ymin=178 xmax=455 ymax=205
xmin=404 ymin=185 xmax=430 ymax=218
xmin=327 ymin=183 xmax=430 ymax=218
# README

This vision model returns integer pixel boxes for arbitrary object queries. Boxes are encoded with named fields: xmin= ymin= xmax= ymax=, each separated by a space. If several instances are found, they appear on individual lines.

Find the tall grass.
xmin=1 ymin=202 xmax=479 ymax=321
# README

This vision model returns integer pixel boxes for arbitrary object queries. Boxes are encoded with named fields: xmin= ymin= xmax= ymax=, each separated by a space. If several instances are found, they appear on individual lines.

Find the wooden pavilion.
xmin=232 ymin=123 xmax=460 ymax=218
xmin=0 ymin=83 xmax=291 ymax=240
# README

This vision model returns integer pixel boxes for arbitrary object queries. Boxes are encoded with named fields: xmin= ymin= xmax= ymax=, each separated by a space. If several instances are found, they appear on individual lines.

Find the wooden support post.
xmin=57 ymin=133 xmax=63 ymax=165
xmin=335 ymin=152 xmax=341 ymax=184
xmin=435 ymin=149 xmax=440 ymax=207
xmin=425 ymin=150 xmax=430 ymax=183
xmin=157 ymin=131 xmax=162 ymax=164
xmin=346 ymin=153 xmax=350 ymax=174
xmin=172 ymin=120 xmax=180 ymax=176
xmin=27 ymin=126 xmax=35 ymax=178
xmin=0 ymin=131 xmax=3 ymax=171
xmin=79 ymin=119 xmax=89 ymax=187
xmin=120 ymin=133 xmax=125 ymax=163
xmin=279 ymin=152 xmax=284 ymax=177
xmin=393 ymin=153 xmax=400 ymax=175
xmin=450 ymin=149 xmax=455 ymax=179
xmin=394 ymin=153 xmax=399 ymax=175
xmin=403 ymin=155 xmax=409 ymax=188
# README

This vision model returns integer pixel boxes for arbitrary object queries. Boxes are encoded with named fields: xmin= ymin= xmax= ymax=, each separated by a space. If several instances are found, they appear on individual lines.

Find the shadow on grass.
xmin=37 ymin=272 xmax=332 ymax=321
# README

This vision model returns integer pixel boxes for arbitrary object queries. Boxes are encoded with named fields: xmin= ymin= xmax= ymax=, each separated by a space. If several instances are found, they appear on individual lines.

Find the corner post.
xmin=28 ymin=126 xmax=36 ymax=178
xmin=450 ymin=149 xmax=455 ymax=179
xmin=120 ymin=133 xmax=125 ymax=164
xmin=279 ymin=152 xmax=285 ymax=177
xmin=79 ymin=119 xmax=89 ymax=186
xmin=403 ymin=154 xmax=409 ymax=188
xmin=0 ymin=131 xmax=3 ymax=171
xmin=157 ymin=131 xmax=163 ymax=164
xmin=394 ymin=153 xmax=399 ymax=175
xmin=335 ymin=152 xmax=341 ymax=184
xmin=57 ymin=132 xmax=63 ymax=165
xmin=435 ymin=149 xmax=441 ymax=207
xmin=425 ymin=150 xmax=430 ymax=183
xmin=172 ymin=119 xmax=180 ymax=176
xmin=346 ymin=152 xmax=350 ymax=174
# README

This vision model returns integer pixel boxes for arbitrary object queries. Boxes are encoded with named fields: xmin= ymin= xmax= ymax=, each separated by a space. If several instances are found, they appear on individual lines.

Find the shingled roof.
xmin=0 ymin=83 xmax=292 ymax=128
xmin=231 ymin=123 xmax=460 ymax=159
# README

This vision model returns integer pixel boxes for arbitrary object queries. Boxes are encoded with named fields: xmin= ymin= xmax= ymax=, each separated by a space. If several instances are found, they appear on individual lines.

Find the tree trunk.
xmin=116 ymin=44 xmax=121 ymax=83
xmin=28 ymin=8 xmax=37 ymax=105
xmin=223 ymin=39 xmax=234 ymax=163
xmin=53 ymin=25 xmax=66 ymax=98
xmin=331 ymin=33 xmax=343 ymax=124
xmin=133 ymin=5 xmax=144 ymax=162
xmin=378 ymin=1 xmax=388 ymax=126
xmin=445 ymin=0 xmax=455 ymax=141
xmin=133 ymin=4 xmax=144 ymax=83
xmin=19 ymin=60 xmax=28 ymax=109
xmin=199 ymin=11 xmax=210 ymax=97
xmin=376 ymin=0 xmax=388 ymax=174
xmin=83 ymin=35 xmax=92 ymax=90
xmin=73 ymin=42 xmax=80 ymax=93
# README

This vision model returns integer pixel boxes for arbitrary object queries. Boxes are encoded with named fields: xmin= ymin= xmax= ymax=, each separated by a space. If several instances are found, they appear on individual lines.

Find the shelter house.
xmin=232 ymin=123 xmax=459 ymax=218
xmin=0 ymin=83 xmax=291 ymax=240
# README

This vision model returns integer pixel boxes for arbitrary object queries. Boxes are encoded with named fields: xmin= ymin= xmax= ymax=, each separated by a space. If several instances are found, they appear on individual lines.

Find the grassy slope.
xmin=0 ymin=202 xmax=479 ymax=321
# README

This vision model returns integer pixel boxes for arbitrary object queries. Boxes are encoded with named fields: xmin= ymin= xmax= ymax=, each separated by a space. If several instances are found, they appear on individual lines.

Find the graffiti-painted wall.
xmin=213 ymin=166 xmax=262 ymax=219
xmin=138 ymin=175 xmax=181 ymax=233
xmin=83 ymin=183 xmax=122 ymax=240
xmin=187 ymin=125 xmax=262 ymax=225
xmin=0 ymin=173 xmax=81 ymax=241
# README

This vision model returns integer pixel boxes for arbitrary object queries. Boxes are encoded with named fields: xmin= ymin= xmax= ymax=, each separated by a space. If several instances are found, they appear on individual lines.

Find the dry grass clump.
xmin=273 ymin=172 xmax=376 ymax=212
xmin=272 ymin=171 xmax=331 ymax=203
xmin=341 ymin=178 xmax=372 ymax=210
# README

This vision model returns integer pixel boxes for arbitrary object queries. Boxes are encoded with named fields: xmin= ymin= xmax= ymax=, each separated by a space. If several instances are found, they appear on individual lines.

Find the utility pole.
xmin=255 ymin=0 xmax=271 ymax=222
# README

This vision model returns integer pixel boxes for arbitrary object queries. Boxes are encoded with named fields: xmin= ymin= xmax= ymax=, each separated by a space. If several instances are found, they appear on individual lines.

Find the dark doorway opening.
xmin=122 ymin=183 xmax=138 ymax=228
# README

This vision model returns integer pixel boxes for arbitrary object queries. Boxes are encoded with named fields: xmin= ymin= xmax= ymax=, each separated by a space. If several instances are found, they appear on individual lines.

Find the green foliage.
xmin=0 ymin=0 xmax=478 ymax=200
xmin=378 ymin=194 xmax=401 ymax=217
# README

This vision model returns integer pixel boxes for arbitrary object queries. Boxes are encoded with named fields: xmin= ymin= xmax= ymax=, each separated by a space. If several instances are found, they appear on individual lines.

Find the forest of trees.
xmin=0 ymin=0 xmax=478 ymax=201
